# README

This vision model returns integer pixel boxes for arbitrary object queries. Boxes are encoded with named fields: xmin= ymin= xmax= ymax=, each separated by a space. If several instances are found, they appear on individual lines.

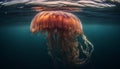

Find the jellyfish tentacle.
xmin=81 ymin=34 xmax=94 ymax=57
xmin=74 ymin=42 xmax=89 ymax=64
xmin=47 ymin=31 xmax=53 ymax=58
xmin=47 ymin=31 xmax=63 ymax=63
xmin=78 ymin=34 xmax=94 ymax=64
xmin=74 ymin=33 xmax=94 ymax=64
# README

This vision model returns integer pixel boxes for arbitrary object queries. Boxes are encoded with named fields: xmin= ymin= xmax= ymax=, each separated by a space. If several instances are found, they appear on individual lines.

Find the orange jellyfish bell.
xmin=30 ymin=11 xmax=83 ymax=36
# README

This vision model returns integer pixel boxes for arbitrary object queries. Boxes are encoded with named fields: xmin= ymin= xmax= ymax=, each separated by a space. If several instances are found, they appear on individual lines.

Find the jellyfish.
xmin=30 ymin=11 xmax=94 ymax=65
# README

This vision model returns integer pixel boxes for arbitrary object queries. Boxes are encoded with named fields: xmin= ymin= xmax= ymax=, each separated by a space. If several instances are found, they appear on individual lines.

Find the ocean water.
xmin=0 ymin=3 xmax=120 ymax=69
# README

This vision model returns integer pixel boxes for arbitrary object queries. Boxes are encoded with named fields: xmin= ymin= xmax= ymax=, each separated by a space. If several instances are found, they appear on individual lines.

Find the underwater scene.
xmin=0 ymin=0 xmax=120 ymax=69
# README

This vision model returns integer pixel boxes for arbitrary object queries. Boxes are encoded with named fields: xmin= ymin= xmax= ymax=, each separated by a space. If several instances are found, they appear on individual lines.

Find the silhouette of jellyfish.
xmin=30 ymin=11 xmax=94 ymax=65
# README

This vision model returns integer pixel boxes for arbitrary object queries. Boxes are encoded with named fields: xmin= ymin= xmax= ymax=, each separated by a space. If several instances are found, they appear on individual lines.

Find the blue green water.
xmin=0 ymin=8 xmax=120 ymax=69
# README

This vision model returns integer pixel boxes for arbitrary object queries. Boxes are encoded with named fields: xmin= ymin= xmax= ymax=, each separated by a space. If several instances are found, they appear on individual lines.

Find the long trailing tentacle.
xmin=47 ymin=31 xmax=63 ymax=63
xmin=76 ymin=33 xmax=94 ymax=64
xmin=47 ymin=31 xmax=94 ymax=65
xmin=81 ymin=33 xmax=94 ymax=57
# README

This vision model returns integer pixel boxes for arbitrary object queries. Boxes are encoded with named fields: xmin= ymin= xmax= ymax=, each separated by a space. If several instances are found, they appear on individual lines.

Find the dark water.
xmin=0 ymin=7 xmax=120 ymax=69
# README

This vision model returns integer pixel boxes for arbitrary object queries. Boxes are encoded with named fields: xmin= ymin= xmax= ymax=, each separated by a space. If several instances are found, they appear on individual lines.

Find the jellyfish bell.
xmin=30 ymin=11 xmax=83 ymax=36
xmin=30 ymin=11 xmax=94 ymax=65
